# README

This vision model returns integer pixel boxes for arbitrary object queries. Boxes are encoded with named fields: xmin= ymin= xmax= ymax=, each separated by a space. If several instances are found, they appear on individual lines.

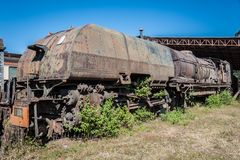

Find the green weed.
xmin=206 ymin=90 xmax=233 ymax=107
xmin=133 ymin=107 xmax=156 ymax=122
xmin=153 ymin=90 xmax=166 ymax=99
xmin=161 ymin=109 xmax=195 ymax=125
xmin=134 ymin=77 xmax=152 ymax=98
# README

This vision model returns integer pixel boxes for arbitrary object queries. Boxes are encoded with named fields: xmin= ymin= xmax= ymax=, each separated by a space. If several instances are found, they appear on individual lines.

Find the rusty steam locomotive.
xmin=0 ymin=24 xmax=232 ymax=140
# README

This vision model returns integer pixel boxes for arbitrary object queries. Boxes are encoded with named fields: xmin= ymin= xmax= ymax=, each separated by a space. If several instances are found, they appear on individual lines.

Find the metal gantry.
xmin=145 ymin=37 xmax=240 ymax=47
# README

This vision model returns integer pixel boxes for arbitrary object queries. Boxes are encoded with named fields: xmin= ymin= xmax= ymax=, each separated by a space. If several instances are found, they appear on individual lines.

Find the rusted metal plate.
xmin=17 ymin=24 xmax=175 ymax=82
xmin=9 ymin=101 xmax=29 ymax=128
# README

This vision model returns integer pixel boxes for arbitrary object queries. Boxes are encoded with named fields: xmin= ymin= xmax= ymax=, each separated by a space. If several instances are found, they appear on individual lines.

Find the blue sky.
xmin=0 ymin=0 xmax=239 ymax=53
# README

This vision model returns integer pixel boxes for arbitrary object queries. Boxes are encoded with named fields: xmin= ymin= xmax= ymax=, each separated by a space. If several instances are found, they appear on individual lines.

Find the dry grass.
xmin=2 ymin=104 xmax=240 ymax=160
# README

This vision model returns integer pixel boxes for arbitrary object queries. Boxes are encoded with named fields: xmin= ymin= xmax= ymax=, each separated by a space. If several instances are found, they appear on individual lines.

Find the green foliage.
xmin=69 ymin=99 xmax=135 ymax=138
xmin=133 ymin=107 xmax=156 ymax=122
xmin=206 ymin=94 xmax=222 ymax=107
xmin=67 ymin=98 xmax=158 ymax=138
xmin=161 ymin=109 xmax=195 ymax=125
xmin=219 ymin=90 xmax=233 ymax=105
xmin=153 ymin=90 xmax=166 ymax=99
xmin=206 ymin=90 xmax=233 ymax=107
xmin=113 ymin=106 xmax=135 ymax=128
xmin=134 ymin=78 xmax=152 ymax=98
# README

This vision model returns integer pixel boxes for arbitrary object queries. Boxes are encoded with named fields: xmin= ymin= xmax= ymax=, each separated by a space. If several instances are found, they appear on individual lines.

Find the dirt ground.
xmin=3 ymin=104 xmax=240 ymax=160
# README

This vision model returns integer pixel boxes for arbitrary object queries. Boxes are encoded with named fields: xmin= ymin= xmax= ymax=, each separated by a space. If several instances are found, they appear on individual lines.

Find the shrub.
xmin=206 ymin=94 xmax=222 ymax=107
xmin=219 ymin=90 xmax=233 ymax=105
xmin=206 ymin=90 xmax=233 ymax=107
xmin=67 ymin=98 xmax=159 ymax=138
xmin=134 ymin=78 xmax=152 ymax=98
xmin=161 ymin=109 xmax=195 ymax=125
xmin=133 ymin=107 xmax=156 ymax=122
xmin=69 ymin=99 xmax=135 ymax=138
xmin=113 ymin=106 xmax=135 ymax=128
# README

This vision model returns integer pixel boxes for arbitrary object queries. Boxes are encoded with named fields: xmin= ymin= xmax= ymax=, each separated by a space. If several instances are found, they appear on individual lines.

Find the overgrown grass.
xmin=4 ymin=104 xmax=240 ymax=160
xmin=2 ymin=90 xmax=237 ymax=159
xmin=3 ymin=100 xmax=240 ymax=159
xmin=1 ymin=137 xmax=42 ymax=160
xmin=160 ymin=90 xmax=235 ymax=125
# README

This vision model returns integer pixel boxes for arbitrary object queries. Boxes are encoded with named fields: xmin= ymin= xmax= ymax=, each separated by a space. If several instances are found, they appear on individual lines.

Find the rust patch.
xmin=9 ymin=101 xmax=29 ymax=128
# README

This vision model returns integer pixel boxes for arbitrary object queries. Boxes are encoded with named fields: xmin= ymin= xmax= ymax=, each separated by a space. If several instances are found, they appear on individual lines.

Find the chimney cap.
xmin=139 ymin=27 xmax=144 ymax=38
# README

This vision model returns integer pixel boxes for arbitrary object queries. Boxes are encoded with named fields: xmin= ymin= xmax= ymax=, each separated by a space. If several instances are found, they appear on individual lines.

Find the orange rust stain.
xmin=9 ymin=105 xmax=29 ymax=128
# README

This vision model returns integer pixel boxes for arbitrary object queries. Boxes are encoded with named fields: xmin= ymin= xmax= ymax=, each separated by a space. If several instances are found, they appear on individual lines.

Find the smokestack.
xmin=139 ymin=28 xmax=144 ymax=39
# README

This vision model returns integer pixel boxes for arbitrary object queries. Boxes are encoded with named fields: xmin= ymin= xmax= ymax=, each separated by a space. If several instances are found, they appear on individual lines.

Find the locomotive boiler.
xmin=0 ymin=24 xmax=232 ymax=141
